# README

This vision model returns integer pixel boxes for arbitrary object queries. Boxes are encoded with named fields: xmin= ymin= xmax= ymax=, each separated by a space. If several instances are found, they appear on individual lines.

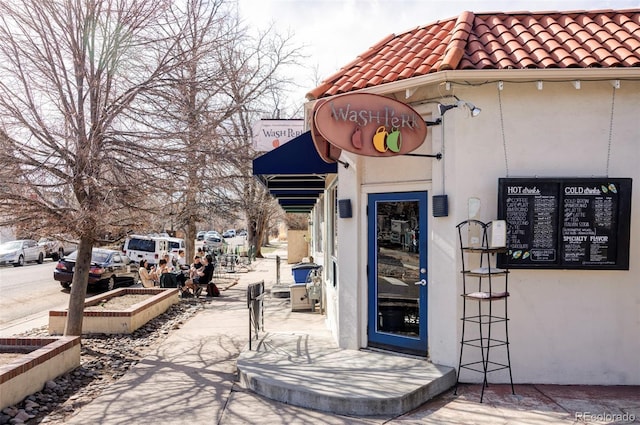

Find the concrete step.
xmin=237 ymin=331 xmax=456 ymax=416
xmin=270 ymin=285 xmax=291 ymax=298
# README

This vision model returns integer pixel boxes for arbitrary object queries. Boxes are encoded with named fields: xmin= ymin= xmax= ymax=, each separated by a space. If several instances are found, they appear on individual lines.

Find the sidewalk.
xmin=66 ymin=243 xmax=640 ymax=424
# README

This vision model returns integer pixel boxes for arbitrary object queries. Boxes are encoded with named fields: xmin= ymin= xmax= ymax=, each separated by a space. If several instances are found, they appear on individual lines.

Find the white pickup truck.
xmin=0 ymin=239 xmax=46 ymax=266
xmin=38 ymin=237 xmax=78 ymax=261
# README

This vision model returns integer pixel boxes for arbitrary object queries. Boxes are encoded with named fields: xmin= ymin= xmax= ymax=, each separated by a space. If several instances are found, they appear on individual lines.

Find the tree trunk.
xmin=64 ymin=237 xmax=93 ymax=336
xmin=253 ymin=211 xmax=268 ymax=258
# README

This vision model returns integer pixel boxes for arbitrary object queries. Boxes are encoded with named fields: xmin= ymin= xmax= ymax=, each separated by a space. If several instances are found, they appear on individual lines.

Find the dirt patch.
xmin=84 ymin=294 xmax=154 ymax=311
xmin=0 ymin=352 xmax=24 ymax=366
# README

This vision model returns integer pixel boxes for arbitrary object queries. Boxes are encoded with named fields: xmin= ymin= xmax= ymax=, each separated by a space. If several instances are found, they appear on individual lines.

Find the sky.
xmin=238 ymin=0 xmax=640 ymax=111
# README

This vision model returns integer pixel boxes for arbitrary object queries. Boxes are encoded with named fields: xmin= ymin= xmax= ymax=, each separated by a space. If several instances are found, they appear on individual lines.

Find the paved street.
xmin=0 ymin=262 xmax=69 ymax=335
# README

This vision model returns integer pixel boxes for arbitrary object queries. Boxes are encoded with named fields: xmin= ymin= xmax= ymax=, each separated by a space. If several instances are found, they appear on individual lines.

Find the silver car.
xmin=203 ymin=233 xmax=225 ymax=252
xmin=0 ymin=239 xmax=46 ymax=266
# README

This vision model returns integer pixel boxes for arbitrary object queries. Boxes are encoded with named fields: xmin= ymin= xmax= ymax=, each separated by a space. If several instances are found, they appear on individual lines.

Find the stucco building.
xmin=255 ymin=9 xmax=640 ymax=386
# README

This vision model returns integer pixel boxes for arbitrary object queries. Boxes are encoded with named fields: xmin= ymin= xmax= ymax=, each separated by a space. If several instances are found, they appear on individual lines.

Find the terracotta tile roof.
xmin=307 ymin=9 xmax=640 ymax=99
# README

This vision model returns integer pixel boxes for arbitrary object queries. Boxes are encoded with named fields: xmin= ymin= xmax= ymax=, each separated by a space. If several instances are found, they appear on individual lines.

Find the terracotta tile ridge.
xmin=439 ymin=11 xmax=475 ymax=71
xmin=305 ymin=33 xmax=398 ymax=100
xmin=479 ymin=8 xmax=638 ymax=16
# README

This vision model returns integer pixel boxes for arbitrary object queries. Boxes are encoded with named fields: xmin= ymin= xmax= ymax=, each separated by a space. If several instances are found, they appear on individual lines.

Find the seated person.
xmin=189 ymin=255 xmax=202 ymax=279
xmin=157 ymin=258 xmax=170 ymax=274
xmin=193 ymin=254 xmax=215 ymax=297
xmin=177 ymin=256 xmax=203 ymax=296
xmin=177 ymin=249 xmax=188 ymax=270
xmin=139 ymin=260 xmax=158 ymax=287
xmin=160 ymin=254 xmax=188 ymax=286
xmin=162 ymin=254 xmax=176 ymax=273
xmin=158 ymin=258 xmax=184 ymax=288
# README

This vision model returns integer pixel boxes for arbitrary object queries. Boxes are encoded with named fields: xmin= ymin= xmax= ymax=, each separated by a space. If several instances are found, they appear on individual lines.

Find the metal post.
xmin=276 ymin=255 xmax=280 ymax=285
xmin=248 ymin=280 xmax=265 ymax=351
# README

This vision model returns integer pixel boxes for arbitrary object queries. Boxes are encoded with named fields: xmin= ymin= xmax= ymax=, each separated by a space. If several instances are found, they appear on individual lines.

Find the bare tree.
xmin=0 ymin=0 xmax=307 ymax=342
xmin=132 ymin=0 xmax=304 ymax=259
xmin=0 ymin=0 xmax=189 ymax=335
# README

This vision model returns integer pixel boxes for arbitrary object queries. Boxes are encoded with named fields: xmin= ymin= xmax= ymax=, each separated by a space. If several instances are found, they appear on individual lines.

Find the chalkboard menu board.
xmin=497 ymin=178 xmax=632 ymax=270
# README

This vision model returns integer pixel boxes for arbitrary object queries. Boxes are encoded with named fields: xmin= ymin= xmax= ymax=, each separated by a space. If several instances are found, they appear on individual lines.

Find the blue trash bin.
xmin=291 ymin=263 xmax=321 ymax=283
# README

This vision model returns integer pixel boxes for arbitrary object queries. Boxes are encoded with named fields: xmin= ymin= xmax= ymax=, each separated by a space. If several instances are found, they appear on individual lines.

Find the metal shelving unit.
xmin=455 ymin=219 xmax=514 ymax=402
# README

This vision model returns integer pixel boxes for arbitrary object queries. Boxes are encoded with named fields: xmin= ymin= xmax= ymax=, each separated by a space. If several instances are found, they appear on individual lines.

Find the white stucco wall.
xmin=436 ymin=79 xmax=640 ymax=384
xmin=325 ymin=76 xmax=639 ymax=385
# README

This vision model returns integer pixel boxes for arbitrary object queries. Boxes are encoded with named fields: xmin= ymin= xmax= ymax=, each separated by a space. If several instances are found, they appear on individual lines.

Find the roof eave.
xmin=306 ymin=68 xmax=640 ymax=103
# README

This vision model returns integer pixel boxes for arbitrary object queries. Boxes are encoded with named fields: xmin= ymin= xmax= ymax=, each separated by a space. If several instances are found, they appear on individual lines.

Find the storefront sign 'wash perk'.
xmin=312 ymin=93 xmax=428 ymax=160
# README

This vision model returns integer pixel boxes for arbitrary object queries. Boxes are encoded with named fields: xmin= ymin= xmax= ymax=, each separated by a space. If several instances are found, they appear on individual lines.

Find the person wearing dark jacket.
xmin=193 ymin=254 xmax=216 ymax=297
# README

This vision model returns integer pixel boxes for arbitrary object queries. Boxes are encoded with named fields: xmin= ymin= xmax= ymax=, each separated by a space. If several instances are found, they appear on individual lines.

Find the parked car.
xmin=38 ymin=237 xmax=78 ymax=261
xmin=123 ymin=234 xmax=168 ymax=266
xmin=54 ymin=248 xmax=138 ymax=290
xmin=196 ymin=231 xmax=206 ymax=241
xmin=202 ymin=233 xmax=225 ymax=251
xmin=0 ymin=239 xmax=46 ymax=267
xmin=238 ymin=230 xmax=247 ymax=237
xmin=222 ymin=229 xmax=236 ymax=238
xmin=166 ymin=237 xmax=186 ymax=258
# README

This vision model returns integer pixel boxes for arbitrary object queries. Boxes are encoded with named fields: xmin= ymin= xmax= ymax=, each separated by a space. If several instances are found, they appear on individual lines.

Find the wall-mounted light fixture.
xmin=432 ymin=194 xmax=449 ymax=217
xmin=437 ymin=100 xmax=481 ymax=117
xmin=338 ymin=199 xmax=352 ymax=218
xmin=432 ymin=98 xmax=482 ymax=218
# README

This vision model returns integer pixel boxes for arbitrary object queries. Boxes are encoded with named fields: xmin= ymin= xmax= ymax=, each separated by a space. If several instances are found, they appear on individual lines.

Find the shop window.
xmin=314 ymin=195 xmax=324 ymax=253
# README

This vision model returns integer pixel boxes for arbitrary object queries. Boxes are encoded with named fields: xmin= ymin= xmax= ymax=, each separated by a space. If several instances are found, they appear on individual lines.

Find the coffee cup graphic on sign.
xmin=351 ymin=126 xmax=363 ymax=149
xmin=373 ymin=126 xmax=388 ymax=152
xmin=386 ymin=128 xmax=402 ymax=152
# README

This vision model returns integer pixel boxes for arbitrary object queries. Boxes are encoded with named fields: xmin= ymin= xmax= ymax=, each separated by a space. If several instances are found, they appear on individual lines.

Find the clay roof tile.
xmin=369 ymin=75 xmax=384 ymax=86
xmin=524 ymin=37 xmax=544 ymax=54
xmin=609 ymin=48 xmax=632 ymax=66
xmin=398 ymin=67 xmax=415 ymax=79
xmin=616 ymin=13 xmax=640 ymax=33
xmin=511 ymin=47 xmax=532 ymax=64
xmin=350 ymin=78 xmax=367 ymax=90
xmin=414 ymin=63 xmax=431 ymax=74
xmin=530 ymin=47 xmax=553 ymax=65
xmin=382 ymin=71 xmax=399 ymax=83
xmin=406 ymin=56 xmax=424 ymax=70
xmin=579 ymin=55 xmax=601 ymax=68
xmin=439 ymin=10 xmax=475 ymax=70
xmin=308 ymin=9 xmax=640 ymax=99
xmin=622 ymin=37 xmax=640 ymax=55
xmin=563 ymin=38 xmax=582 ymax=53
xmin=385 ymin=55 xmax=402 ymax=68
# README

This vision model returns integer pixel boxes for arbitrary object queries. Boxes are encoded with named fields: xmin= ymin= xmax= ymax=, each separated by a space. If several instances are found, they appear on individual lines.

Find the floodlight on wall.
xmin=466 ymin=102 xmax=482 ymax=117
xmin=433 ymin=98 xmax=482 ymax=218
xmin=438 ymin=103 xmax=458 ymax=115
xmin=437 ymin=100 xmax=481 ymax=117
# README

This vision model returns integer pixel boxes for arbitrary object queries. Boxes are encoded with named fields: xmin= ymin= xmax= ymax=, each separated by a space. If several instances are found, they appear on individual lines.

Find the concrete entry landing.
xmin=237 ymin=331 xmax=456 ymax=416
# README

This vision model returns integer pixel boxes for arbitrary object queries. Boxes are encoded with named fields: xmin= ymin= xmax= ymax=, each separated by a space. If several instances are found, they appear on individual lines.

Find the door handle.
xmin=414 ymin=279 xmax=427 ymax=286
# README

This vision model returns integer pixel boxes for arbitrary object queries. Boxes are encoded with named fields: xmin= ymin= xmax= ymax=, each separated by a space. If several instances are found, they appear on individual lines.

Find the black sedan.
xmin=54 ymin=248 xmax=138 ymax=291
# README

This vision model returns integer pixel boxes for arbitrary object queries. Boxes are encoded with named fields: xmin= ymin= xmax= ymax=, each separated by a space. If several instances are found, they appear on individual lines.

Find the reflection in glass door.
xmin=367 ymin=192 xmax=428 ymax=355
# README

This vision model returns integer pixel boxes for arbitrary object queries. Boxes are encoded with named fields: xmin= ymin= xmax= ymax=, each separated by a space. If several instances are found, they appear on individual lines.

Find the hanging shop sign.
xmin=312 ymin=93 xmax=427 ymax=157
xmin=310 ymin=99 xmax=342 ymax=163
xmin=251 ymin=119 xmax=304 ymax=151
xmin=497 ymin=177 xmax=632 ymax=270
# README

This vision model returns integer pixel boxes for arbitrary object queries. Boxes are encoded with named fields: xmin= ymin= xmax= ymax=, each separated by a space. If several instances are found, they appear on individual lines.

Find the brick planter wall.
xmin=0 ymin=336 xmax=80 ymax=409
xmin=48 ymin=288 xmax=179 ymax=335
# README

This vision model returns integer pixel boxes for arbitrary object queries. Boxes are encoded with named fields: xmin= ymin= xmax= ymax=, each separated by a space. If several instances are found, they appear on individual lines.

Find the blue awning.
xmin=253 ymin=131 xmax=337 ymax=213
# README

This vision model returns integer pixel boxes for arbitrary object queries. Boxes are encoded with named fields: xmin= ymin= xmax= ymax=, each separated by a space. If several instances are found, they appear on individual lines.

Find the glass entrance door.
xmin=367 ymin=192 xmax=428 ymax=355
